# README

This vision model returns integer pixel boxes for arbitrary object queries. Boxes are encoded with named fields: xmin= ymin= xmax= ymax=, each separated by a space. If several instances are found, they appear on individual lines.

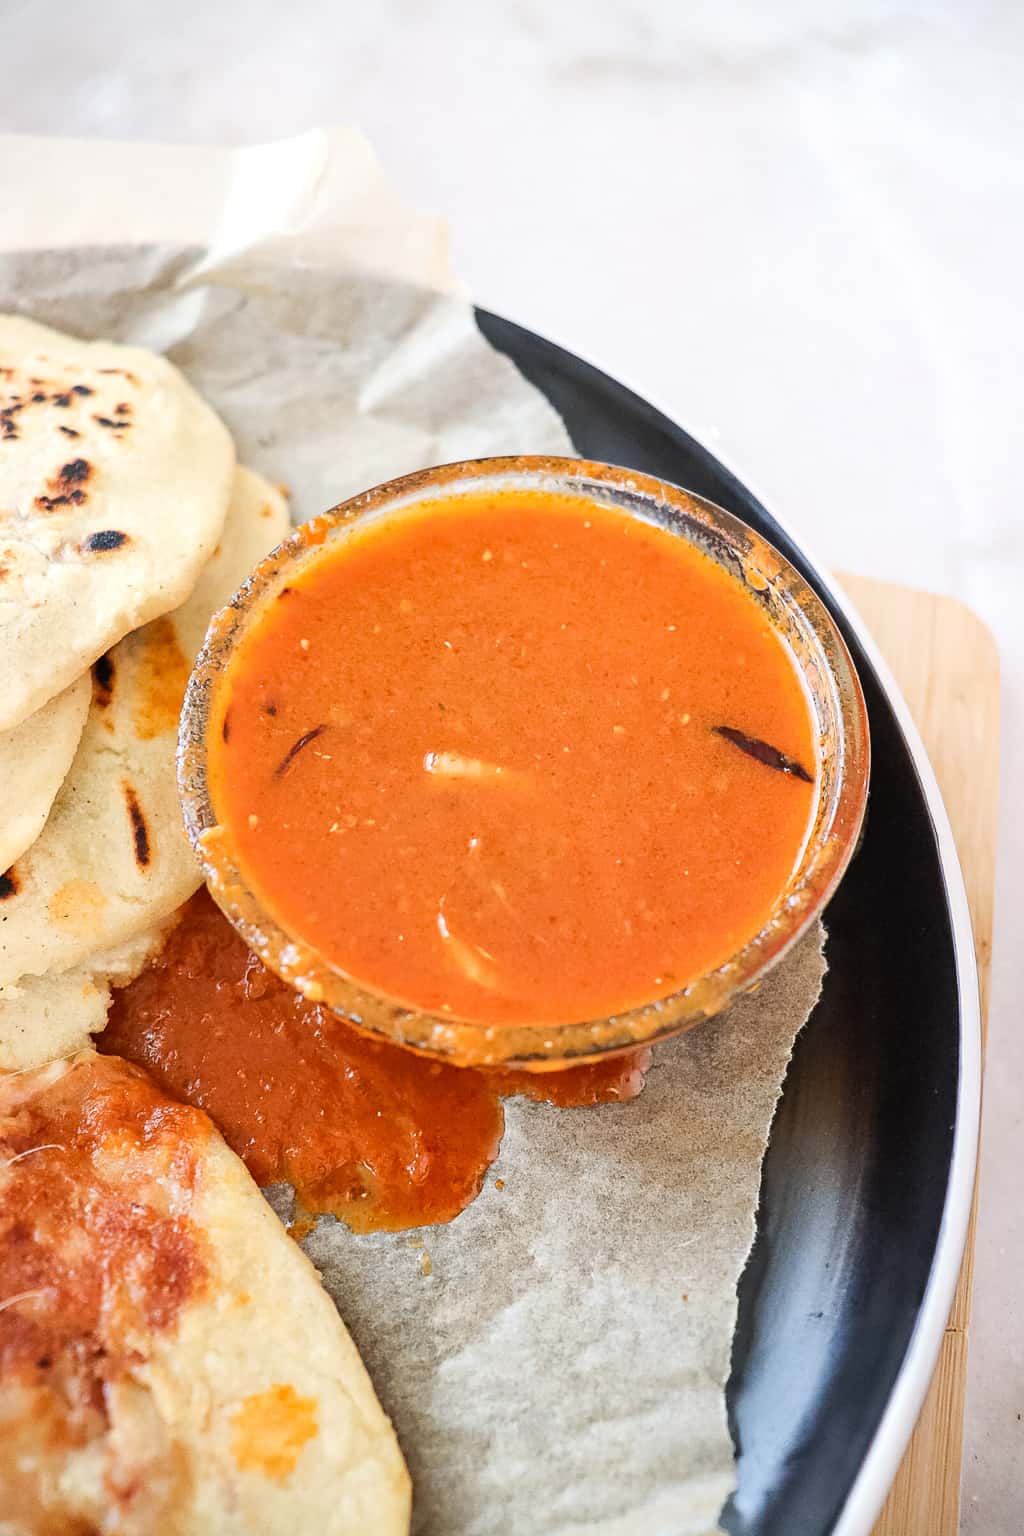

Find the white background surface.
xmin=1 ymin=1 xmax=1019 ymax=1527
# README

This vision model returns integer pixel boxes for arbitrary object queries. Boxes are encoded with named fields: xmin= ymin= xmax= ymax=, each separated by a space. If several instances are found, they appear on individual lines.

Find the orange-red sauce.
xmin=0 ymin=1054 xmax=209 ymax=1416
xmin=101 ymin=893 xmax=649 ymax=1234
xmin=208 ymin=490 xmax=816 ymax=1026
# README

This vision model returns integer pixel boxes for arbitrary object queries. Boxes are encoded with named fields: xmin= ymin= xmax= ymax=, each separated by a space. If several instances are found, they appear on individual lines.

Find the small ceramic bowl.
xmin=178 ymin=456 xmax=869 ymax=1068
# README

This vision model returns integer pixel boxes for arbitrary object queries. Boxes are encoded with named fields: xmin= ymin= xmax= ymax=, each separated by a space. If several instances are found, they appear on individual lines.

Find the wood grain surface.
xmin=836 ymin=574 xmax=1000 ymax=1536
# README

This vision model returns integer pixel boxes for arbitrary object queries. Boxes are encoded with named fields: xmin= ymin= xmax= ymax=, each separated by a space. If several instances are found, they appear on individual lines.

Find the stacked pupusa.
xmin=0 ymin=320 xmax=413 ymax=1536
xmin=0 ymin=317 xmax=290 ymax=1068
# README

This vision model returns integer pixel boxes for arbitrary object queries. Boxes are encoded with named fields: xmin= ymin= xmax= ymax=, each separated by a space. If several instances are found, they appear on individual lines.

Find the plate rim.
xmin=812 ymin=583 xmax=980 ymax=1535
xmin=476 ymin=305 xmax=982 ymax=1533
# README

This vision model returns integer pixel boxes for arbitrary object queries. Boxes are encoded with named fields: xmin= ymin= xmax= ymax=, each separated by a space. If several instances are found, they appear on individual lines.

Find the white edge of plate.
xmin=484 ymin=307 xmax=982 ymax=1535
xmin=816 ymin=579 xmax=981 ymax=1535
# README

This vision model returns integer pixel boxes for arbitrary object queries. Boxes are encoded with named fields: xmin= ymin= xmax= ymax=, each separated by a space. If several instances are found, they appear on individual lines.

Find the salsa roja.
xmin=101 ymin=892 xmax=650 ymax=1234
xmin=206 ymin=490 xmax=817 ymax=1027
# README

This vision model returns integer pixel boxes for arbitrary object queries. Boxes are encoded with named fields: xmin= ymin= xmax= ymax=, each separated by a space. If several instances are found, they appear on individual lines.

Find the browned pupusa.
xmin=0 ymin=467 xmax=289 ymax=994
xmin=0 ymin=1051 xmax=411 ymax=1533
xmin=0 ymin=314 xmax=235 ymax=733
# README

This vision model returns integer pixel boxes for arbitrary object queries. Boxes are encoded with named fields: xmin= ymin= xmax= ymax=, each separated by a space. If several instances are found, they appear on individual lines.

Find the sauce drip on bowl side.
xmin=101 ymin=893 xmax=650 ymax=1234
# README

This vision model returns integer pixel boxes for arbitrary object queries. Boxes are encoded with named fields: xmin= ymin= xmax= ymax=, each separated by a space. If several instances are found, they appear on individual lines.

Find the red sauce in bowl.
xmin=206 ymin=489 xmax=816 ymax=1027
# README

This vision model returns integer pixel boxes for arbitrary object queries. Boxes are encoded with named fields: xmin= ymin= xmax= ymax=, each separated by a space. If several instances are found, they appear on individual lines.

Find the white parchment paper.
xmin=0 ymin=132 xmax=826 ymax=1536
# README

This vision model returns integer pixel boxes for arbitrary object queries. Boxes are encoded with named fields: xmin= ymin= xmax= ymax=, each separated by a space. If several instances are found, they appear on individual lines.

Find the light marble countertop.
xmin=1 ymin=0 xmax=1020 ymax=1527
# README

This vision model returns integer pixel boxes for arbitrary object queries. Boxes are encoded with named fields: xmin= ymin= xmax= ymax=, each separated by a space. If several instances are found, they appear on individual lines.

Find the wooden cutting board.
xmin=833 ymin=574 xmax=1000 ymax=1536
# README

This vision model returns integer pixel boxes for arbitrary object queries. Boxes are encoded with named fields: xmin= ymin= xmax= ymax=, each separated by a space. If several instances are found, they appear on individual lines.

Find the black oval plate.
xmin=477 ymin=310 xmax=976 ymax=1535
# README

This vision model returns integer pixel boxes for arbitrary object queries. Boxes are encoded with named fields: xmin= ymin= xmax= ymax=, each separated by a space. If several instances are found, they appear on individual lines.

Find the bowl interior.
xmin=178 ymin=456 xmax=869 ymax=1067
